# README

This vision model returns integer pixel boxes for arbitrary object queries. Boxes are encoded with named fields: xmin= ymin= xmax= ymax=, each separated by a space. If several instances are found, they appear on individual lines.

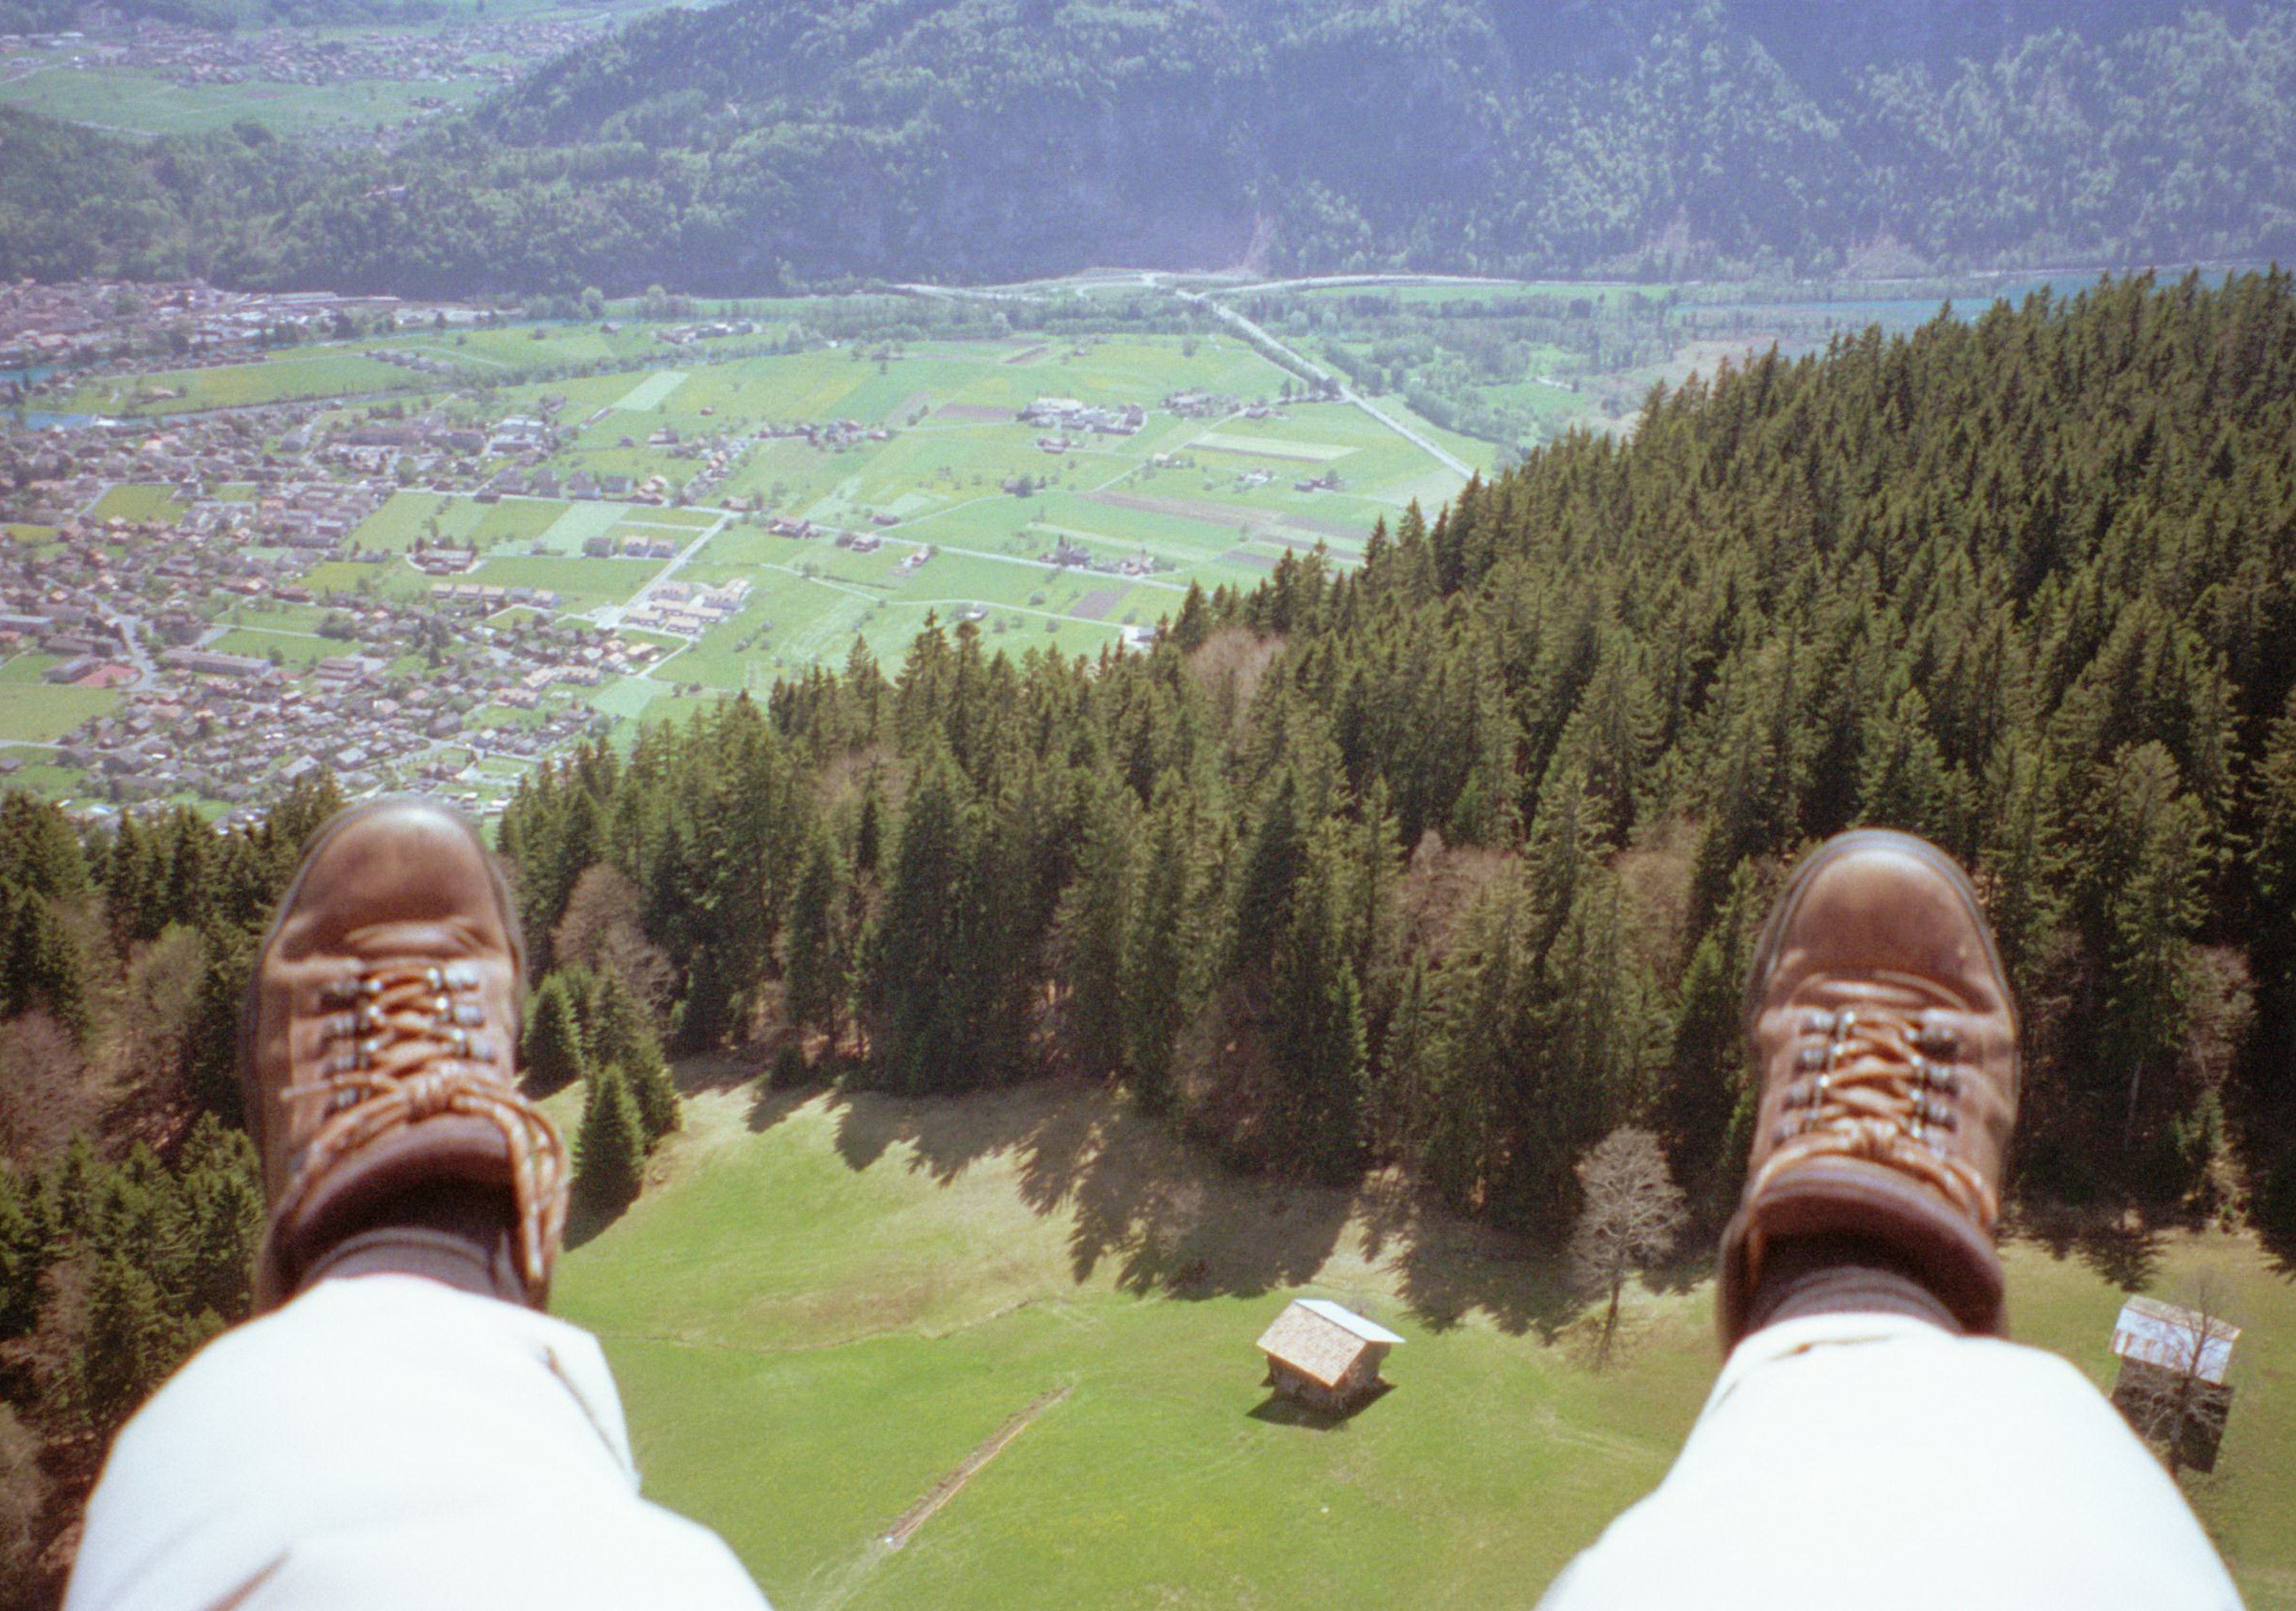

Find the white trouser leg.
xmin=1540 ymin=1313 xmax=2242 ymax=1610
xmin=66 ymin=1274 xmax=768 ymax=1611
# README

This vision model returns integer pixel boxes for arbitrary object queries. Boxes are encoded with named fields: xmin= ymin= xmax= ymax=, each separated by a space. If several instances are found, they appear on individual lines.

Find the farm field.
xmin=6 ymin=308 xmax=1496 ymax=806
xmin=551 ymin=1077 xmax=2296 ymax=1611
xmin=363 ymin=334 xmax=1478 ymax=688
xmin=0 ymin=62 xmax=491 ymax=138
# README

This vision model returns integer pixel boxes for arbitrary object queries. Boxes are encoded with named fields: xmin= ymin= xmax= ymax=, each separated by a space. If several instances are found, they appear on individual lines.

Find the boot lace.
xmin=1751 ymin=1005 xmax=1997 ymax=1232
xmin=276 ymin=962 xmax=567 ymax=1302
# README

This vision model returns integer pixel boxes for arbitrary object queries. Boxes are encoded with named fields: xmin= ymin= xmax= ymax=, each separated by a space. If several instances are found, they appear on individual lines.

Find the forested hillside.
xmin=4 ymin=0 xmax=2292 ymax=292
xmin=489 ymin=268 xmax=2296 ymax=1229
xmin=2 ymin=271 xmax=2292 ymax=1587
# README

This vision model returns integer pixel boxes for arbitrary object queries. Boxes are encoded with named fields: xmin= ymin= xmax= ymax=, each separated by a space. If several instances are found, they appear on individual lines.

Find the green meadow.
xmin=552 ymin=1078 xmax=2296 ymax=1610
xmin=0 ymin=679 xmax=119 ymax=742
xmin=0 ymin=63 xmax=489 ymax=138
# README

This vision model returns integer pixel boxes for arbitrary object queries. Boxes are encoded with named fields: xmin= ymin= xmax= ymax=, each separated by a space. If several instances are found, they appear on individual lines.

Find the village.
xmin=0 ymin=283 xmax=1446 ymax=826
xmin=0 ymin=392 xmax=677 ymax=822
xmin=0 ymin=278 xmax=491 ymax=377
xmin=0 ymin=9 xmax=609 ymax=143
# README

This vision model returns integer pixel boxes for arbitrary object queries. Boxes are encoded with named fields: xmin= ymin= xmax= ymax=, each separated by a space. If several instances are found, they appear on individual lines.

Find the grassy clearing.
xmin=554 ymin=1079 xmax=2296 ymax=1609
xmin=465 ymin=554 xmax=662 ymax=612
xmin=88 ymin=484 xmax=185 ymax=525
xmin=0 ymin=680 xmax=119 ymax=742
xmin=0 ymin=62 xmax=488 ymax=137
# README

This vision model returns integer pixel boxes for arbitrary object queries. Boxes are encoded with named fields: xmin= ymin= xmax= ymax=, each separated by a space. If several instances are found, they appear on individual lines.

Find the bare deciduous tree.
xmin=2114 ymin=1277 xmax=2240 ymax=1480
xmin=0 ymin=1012 xmax=94 ymax=1169
xmin=1568 ymin=1125 xmax=1687 ymax=1369
xmin=552 ymin=865 xmax=674 ymax=1020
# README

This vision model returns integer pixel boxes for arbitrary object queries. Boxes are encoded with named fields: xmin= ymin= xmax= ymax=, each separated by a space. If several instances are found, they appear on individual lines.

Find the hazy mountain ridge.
xmin=1 ymin=0 xmax=2291 ymax=293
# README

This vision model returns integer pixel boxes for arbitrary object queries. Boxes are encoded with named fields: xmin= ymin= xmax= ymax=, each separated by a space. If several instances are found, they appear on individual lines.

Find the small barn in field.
xmin=2108 ymin=1295 xmax=2241 ymax=1474
xmin=1257 ymin=1299 xmax=1403 ymax=1412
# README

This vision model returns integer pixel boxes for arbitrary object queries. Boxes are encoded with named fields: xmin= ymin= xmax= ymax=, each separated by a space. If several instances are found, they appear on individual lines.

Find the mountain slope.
xmin=2 ymin=0 xmax=2292 ymax=292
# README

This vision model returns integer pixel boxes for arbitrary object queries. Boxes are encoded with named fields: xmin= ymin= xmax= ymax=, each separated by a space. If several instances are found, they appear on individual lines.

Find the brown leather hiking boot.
xmin=243 ymin=798 xmax=567 ymax=1310
xmin=1716 ymin=829 xmax=2018 ymax=1345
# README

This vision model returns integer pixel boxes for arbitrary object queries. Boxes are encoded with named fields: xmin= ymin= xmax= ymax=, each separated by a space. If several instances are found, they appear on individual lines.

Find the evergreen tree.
xmin=0 ymin=1163 xmax=50 ymax=1340
xmin=593 ymin=971 xmax=678 ymax=1147
xmin=6 ymin=888 xmax=90 ymax=1044
xmin=574 ymin=1063 xmax=645 ymax=1214
xmin=1054 ymin=773 xmax=1138 ymax=1079
xmin=1122 ymin=780 xmax=1199 ymax=1112
xmin=81 ymin=1254 xmax=181 ymax=1427
xmin=1266 ymin=828 xmax=1367 ymax=1182
xmin=521 ymin=973 xmax=590 ymax=1095
xmin=2077 ymin=743 xmax=2211 ymax=1152
xmin=781 ymin=819 xmax=852 ymax=1056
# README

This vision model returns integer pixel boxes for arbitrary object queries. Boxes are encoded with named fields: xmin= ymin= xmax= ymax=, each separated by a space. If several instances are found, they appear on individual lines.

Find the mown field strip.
xmin=880 ymin=1386 xmax=1073 ymax=1551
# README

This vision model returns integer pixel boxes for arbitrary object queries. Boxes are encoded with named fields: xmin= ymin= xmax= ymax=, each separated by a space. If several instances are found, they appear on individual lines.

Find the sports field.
xmin=551 ymin=1078 xmax=2296 ymax=1610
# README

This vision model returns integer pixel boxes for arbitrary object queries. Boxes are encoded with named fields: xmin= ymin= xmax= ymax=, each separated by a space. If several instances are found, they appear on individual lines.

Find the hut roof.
xmin=1257 ymin=1300 xmax=1403 ymax=1390
xmin=2111 ymin=1296 xmax=2239 ymax=1385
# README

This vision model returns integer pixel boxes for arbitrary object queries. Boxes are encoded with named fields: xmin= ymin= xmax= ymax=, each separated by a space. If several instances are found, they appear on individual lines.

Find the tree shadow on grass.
xmin=812 ymin=1075 xmax=1576 ymax=1336
xmin=2018 ymin=1202 xmax=2165 ymax=1292
xmin=676 ymin=1047 xmax=766 ymax=1097
xmin=746 ymin=1078 xmax=823 ymax=1135
xmin=1354 ymin=1174 xmax=1577 ymax=1339
xmin=564 ymin=1189 xmax=633 ymax=1253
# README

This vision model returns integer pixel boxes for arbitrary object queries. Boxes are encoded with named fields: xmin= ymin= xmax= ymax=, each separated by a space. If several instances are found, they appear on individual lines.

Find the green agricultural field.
xmin=353 ymin=492 xmax=487 ymax=553
xmin=58 ymin=350 xmax=416 ymax=415
xmin=88 ymin=484 xmax=186 ymax=525
xmin=466 ymin=554 xmax=663 ymax=612
xmin=0 ymin=62 xmax=490 ymax=138
xmin=0 ymin=680 xmax=120 ymax=743
xmin=553 ymin=1080 xmax=2296 ymax=1610
xmin=0 ymin=654 xmax=59 ymax=685
xmin=205 ymin=628 xmax=340 ymax=668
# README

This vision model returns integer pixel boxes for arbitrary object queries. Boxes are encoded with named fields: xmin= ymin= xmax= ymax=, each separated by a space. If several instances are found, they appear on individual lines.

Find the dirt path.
xmin=881 ymin=1386 xmax=1072 ymax=1551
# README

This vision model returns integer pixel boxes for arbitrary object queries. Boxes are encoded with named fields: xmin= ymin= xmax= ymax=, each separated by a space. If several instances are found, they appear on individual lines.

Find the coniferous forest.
xmin=3 ymin=270 xmax=2295 ymax=1570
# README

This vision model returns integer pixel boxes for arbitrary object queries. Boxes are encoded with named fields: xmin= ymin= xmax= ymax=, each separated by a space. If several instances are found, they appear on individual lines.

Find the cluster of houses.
xmin=0 ymin=280 xmax=471 ymax=379
xmin=653 ymin=320 xmax=764 ymax=346
xmin=0 ymin=386 xmax=693 ymax=812
xmin=619 ymin=578 xmax=751 ymax=637
xmin=1039 ymin=538 xmax=1162 ymax=579
xmin=1018 ymin=397 xmax=1146 ymax=435
xmin=47 ymin=618 xmax=623 ymax=812
xmin=19 ymin=11 xmax=606 ymax=92
xmin=1164 ymin=390 xmax=1240 ymax=419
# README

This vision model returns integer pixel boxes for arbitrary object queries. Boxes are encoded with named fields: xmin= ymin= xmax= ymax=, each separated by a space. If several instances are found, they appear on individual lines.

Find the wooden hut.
xmin=2108 ymin=1295 xmax=2240 ymax=1473
xmin=1257 ymin=1299 xmax=1403 ymax=1412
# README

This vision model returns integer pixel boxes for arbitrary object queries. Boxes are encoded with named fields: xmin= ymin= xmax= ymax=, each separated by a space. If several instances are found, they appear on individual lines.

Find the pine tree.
xmin=183 ymin=928 xmax=252 ymax=1119
xmin=0 ymin=1163 xmax=51 ymax=1340
xmin=2077 ymin=743 xmax=2211 ymax=1150
xmin=6 ymin=887 xmax=90 ymax=1043
xmin=574 ymin=1063 xmax=645 ymax=1213
xmin=1854 ymin=682 xmax=1953 ymax=842
xmin=781 ymin=819 xmax=852 ymax=1055
xmin=861 ymin=744 xmax=975 ymax=1092
xmin=1123 ymin=781 xmax=1199 ymax=1112
xmin=81 ymin=1253 xmax=177 ymax=1426
xmin=1267 ymin=829 xmax=1367 ymax=1182
xmin=1054 ymin=773 xmax=1138 ymax=1079
xmin=594 ymin=971 xmax=678 ymax=1147
xmin=520 ymin=973 xmax=589 ymax=1095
